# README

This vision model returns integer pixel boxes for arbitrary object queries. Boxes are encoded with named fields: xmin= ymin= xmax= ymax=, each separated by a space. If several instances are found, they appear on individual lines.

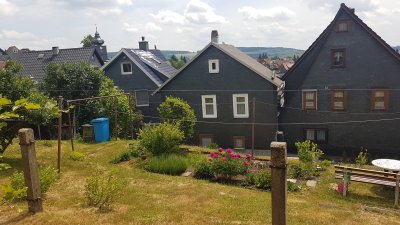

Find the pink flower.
xmin=226 ymin=148 xmax=233 ymax=153
xmin=229 ymin=153 xmax=235 ymax=158
xmin=245 ymin=154 xmax=251 ymax=159
xmin=236 ymin=154 xmax=242 ymax=159
xmin=222 ymin=157 xmax=227 ymax=161
xmin=218 ymin=148 xmax=223 ymax=152
xmin=244 ymin=161 xmax=249 ymax=166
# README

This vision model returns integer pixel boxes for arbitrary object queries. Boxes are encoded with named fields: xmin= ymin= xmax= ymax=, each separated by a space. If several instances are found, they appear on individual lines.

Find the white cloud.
xmin=0 ymin=0 xmax=18 ymax=16
xmin=238 ymin=6 xmax=295 ymax=21
xmin=145 ymin=22 xmax=162 ymax=32
xmin=184 ymin=0 xmax=226 ymax=24
xmin=151 ymin=10 xmax=186 ymax=25
xmin=2 ymin=30 xmax=36 ymax=41
xmin=302 ymin=0 xmax=379 ymax=12
xmin=122 ymin=22 xmax=162 ymax=34
xmin=0 ymin=30 xmax=53 ymax=49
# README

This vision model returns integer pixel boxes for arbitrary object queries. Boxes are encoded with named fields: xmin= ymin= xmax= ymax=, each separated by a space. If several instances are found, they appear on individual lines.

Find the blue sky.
xmin=0 ymin=0 xmax=399 ymax=52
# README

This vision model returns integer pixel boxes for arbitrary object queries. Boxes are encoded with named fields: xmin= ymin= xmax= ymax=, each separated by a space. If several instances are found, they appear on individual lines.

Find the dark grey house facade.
xmin=9 ymin=46 xmax=104 ymax=82
xmin=280 ymin=3 xmax=400 ymax=156
xmin=154 ymin=32 xmax=283 ymax=149
xmin=101 ymin=37 xmax=176 ymax=121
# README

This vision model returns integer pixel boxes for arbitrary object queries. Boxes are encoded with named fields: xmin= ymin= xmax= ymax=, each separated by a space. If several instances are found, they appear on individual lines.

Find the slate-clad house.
xmin=280 ymin=3 xmax=400 ymax=155
xmin=101 ymin=37 xmax=177 ymax=121
xmin=154 ymin=31 xmax=283 ymax=149
xmin=9 ymin=46 xmax=104 ymax=82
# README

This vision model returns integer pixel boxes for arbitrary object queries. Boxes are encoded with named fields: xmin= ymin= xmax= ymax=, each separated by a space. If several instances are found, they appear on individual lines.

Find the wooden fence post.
xmin=270 ymin=142 xmax=287 ymax=225
xmin=18 ymin=128 xmax=43 ymax=213
xmin=395 ymin=174 xmax=399 ymax=207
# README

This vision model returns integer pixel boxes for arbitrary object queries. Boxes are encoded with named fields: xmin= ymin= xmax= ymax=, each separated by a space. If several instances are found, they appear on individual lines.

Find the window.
xmin=336 ymin=21 xmax=349 ymax=32
xmin=233 ymin=94 xmax=249 ymax=118
xmin=331 ymin=49 xmax=346 ymax=68
xmin=233 ymin=136 xmax=245 ymax=149
xmin=208 ymin=59 xmax=219 ymax=73
xmin=201 ymin=95 xmax=217 ymax=118
xmin=135 ymin=90 xmax=149 ymax=107
xmin=304 ymin=129 xmax=327 ymax=143
xmin=371 ymin=89 xmax=389 ymax=110
xmin=331 ymin=90 xmax=347 ymax=110
xmin=121 ymin=62 xmax=132 ymax=75
xmin=199 ymin=134 xmax=214 ymax=147
xmin=302 ymin=90 xmax=317 ymax=110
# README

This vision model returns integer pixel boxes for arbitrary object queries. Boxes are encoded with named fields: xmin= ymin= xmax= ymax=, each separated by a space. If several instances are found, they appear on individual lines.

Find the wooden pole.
xmin=129 ymin=92 xmax=134 ymax=139
xmin=67 ymin=102 xmax=74 ymax=151
xmin=57 ymin=96 xmax=63 ymax=174
xmin=395 ymin=174 xmax=399 ymax=206
xmin=72 ymin=107 xmax=76 ymax=137
xmin=270 ymin=142 xmax=287 ymax=225
xmin=18 ymin=128 xmax=43 ymax=213
xmin=114 ymin=97 xmax=118 ymax=141
xmin=251 ymin=97 xmax=255 ymax=157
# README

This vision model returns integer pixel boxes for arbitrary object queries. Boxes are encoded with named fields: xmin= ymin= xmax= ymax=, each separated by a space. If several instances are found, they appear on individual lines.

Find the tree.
xmin=169 ymin=55 xmax=186 ymax=69
xmin=0 ymin=60 xmax=34 ymax=101
xmin=158 ymin=96 xmax=196 ymax=140
xmin=81 ymin=34 xmax=94 ymax=47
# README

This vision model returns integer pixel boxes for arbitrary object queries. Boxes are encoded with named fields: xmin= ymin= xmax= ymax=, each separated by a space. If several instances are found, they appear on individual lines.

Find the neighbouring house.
xmin=279 ymin=3 xmax=400 ymax=156
xmin=8 ymin=46 xmax=104 ymax=82
xmin=101 ymin=37 xmax=177 ymax=121
xmin=153 ymin=30 xmax=284 ymax=149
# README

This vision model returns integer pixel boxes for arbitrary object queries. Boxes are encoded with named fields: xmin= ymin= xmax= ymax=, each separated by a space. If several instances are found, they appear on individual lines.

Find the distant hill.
xmin=108 ymin=47 xmax=305 ymax=61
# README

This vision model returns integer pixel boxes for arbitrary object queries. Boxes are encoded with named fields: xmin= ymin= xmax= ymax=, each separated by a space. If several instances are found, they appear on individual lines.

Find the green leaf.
xmin=24 ymin=103 xmax=40 ymax=110
xmin=0 ymin=112 xmax=19 ymax=119
xmin=15 ymin=98 xmax=28 ymax=106
xmin=0 ymin=98 xmax=11 ymax=106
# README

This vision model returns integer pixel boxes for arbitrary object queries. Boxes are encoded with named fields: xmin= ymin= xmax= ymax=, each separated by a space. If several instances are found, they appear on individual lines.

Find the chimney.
xmin=52 ymin=46 xmax=59 ymax=55
xmin=139 ymin=36 xmax=149 ymax=51
xmin=211 ymin=30 xmax=219 ymax=43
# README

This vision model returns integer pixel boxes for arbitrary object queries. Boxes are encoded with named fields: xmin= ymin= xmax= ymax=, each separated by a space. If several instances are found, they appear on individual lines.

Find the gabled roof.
xmin=153 ymin=42 xmax=283 ymax=94
xmin=283 ymin=3 xmax=400 ymax=80
xmin=101 ymin=48 xmax=176 ymax=87
xmin=9 ymin=47 xmax=104 ymax=82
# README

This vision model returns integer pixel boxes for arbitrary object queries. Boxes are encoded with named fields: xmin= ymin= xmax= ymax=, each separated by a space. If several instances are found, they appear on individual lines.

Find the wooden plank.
xmin=334 ymin=165 xmax=397 ymax=177
xmin=335 ymin=171 xmax=397 ymax=182
xmin=395 ymin=174 xmax=399 ymax=206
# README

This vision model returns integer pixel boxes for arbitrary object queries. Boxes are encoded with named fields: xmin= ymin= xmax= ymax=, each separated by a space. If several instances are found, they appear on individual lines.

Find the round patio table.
xmin=371 ymin=159 xmax=400 ymax=172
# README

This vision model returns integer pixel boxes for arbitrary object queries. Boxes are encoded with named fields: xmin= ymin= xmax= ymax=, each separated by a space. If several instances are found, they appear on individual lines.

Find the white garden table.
xmin=371 ymin=159 xmax=400 ymax=173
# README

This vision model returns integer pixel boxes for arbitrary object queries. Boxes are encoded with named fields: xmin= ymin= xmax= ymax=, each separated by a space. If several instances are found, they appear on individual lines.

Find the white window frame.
xmin=121 ymin=62 xmax=133 ymax=75
xmin=302 ymin=89 xmax=317 ymax=110
xmin=201 ymin=95 xmax=217 ymax=118
xmin=232 ymin=94 xmax=249 ymax=118
xmin=208 ymin=59 xmax=219 ymax=73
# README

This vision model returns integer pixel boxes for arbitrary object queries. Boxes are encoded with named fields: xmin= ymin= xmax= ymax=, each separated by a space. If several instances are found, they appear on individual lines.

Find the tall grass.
xmin=144 ymin=154 xmax=188 ymax=175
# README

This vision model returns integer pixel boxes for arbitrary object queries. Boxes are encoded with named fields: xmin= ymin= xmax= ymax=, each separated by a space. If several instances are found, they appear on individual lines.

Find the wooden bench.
xmin=334 ymin=165 xmax=400 ymax=206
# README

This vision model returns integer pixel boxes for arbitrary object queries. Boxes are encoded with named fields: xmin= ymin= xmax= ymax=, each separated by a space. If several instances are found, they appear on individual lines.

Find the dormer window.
xmin=121 ymin=62 xmax=132 ymax=75
xmin=208 ymin=59 xmax=219 ymax=73
xmin=336 ymin=20 xmax=349 ymax=32
xmin=331 ymin=49 xmax=346 ymax=68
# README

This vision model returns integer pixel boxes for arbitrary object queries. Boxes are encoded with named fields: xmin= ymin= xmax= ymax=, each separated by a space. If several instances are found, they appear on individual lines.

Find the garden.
xmin=0 ymin=61 xmax=399 ymax=224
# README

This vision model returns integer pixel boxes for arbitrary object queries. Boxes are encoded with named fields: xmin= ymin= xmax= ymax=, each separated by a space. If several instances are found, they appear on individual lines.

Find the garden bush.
xmin=84 ymin=170 xmax=125 ymax=212
xmin=158 ymin=96 xmax=196 ymax=140
xmin=144 ymin=154 xmax=188 ymax=175
xmin=0 ymin=155 xmax=11 ymax=171
xmin=208 ymin=148 xmax=252 ymax=179
xmin=295 ymin=140 xmax=323 ymax=163
xmin=138 ymin=123 xmax=184 ymax=156
xmin=39 ymin=166 xmax=59 ymax=193
xmin=69 ymin=151 xmax=85 ymax=161
xmin=289 ymin=162 xmax=315 ymax=179
xmin=287 ymin=181 xmax=301 ymax=192
xmin=193 ymin=160 xmax=213 ymax=179
xmin=244 ymin=172 xmax=257 ymax=186
xmin=255 ymin=170 xmax=272 ymax=190
xmin=355 ymin=148 xmax=368 ymax=167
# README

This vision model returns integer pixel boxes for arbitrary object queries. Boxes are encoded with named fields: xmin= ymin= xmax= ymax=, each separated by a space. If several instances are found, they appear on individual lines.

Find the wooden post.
xmin=114 ymin=96 xmax=118 ymax=141
xmin=67 ymin=102 xmax=75 ymax=151
xmin=270 ymin=142 xmax=287 ymax=225
xmin=57 ymin=96 xmax=63 ymax=174
xmin=18 ymin=128 xmax=43 ymax=213
xmin=343 ymin=170 xmax=348 ymax=197
xmin=251 ymin=97 xmax=255 ymax=157
xmin=395 ymin=174 xmax=399 ymax=206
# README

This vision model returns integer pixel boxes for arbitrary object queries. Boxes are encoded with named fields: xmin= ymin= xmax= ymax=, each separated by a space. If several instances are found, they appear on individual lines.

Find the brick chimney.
xmin=52 ymin=46 xmax=59 ymax=55
xmin=211 ymin=30 xmax=219 ymax=43
xmin=139 ymin=36 xmax=149 ymax=51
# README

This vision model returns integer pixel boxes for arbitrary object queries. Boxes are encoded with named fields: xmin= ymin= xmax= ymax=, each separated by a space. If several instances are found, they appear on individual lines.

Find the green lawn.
xmin=0 ymin=140 xmax=399 ymax=225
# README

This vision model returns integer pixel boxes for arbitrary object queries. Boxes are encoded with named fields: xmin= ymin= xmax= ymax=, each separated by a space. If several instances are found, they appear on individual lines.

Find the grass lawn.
xmin=0 ymin=140 xmax=399 ymax=225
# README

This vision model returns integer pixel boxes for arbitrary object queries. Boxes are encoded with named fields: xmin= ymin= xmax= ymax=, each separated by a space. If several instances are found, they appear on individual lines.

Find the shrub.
xmin=256 ymin=170 xmax=272 ymax=190
xmin=355 ymin=148 xmax=368 ymax=168
xmin=208 ymin=148 xmax=252 ymax=179
xmin=69 ymin=151 xmax=85 ymax=161
xmin=244 ymin=172 xmax=257 ymax=186
xmin=287 ymin=181 xmax=301 ymax=192
xmin=138 ymin=123 xmax=184 ymax=156
xmin=295 ymin=140 xmax=323 ymax=163
xmin=193 ymin=160 xmax=213 ymax=179
xmin=208 ymin=143 xmax=219 ymax=149
xmin=144 ymin=154 xmax=188 ymax=175
xmin=111 ymin=145 xmax=147 ymax=164
xmin=289 ymin=162 xmax=315 ymax=179
xmin=317 ymin=159 xmax=331 ymax=171
xmin=0 ymin=155 xmax=11 ymax=171
xmin=39 ymin=166 xmax=59 ymax=193
xmin=1 ymin=171 xmax=26 ymax=202
xmin=158 ymin=96 xmax=196 ymax=140
xmin=84 ymin=170 xmax=125 ymax=211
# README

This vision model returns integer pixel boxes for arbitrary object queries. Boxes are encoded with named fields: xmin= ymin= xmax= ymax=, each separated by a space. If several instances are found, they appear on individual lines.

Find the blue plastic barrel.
xmin=91 ymin=118 xmax=110 ymax=142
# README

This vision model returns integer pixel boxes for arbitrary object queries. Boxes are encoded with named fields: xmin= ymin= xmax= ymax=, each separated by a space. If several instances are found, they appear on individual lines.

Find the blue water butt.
xmin=91 ymin=118 xmax=110 ymax=142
